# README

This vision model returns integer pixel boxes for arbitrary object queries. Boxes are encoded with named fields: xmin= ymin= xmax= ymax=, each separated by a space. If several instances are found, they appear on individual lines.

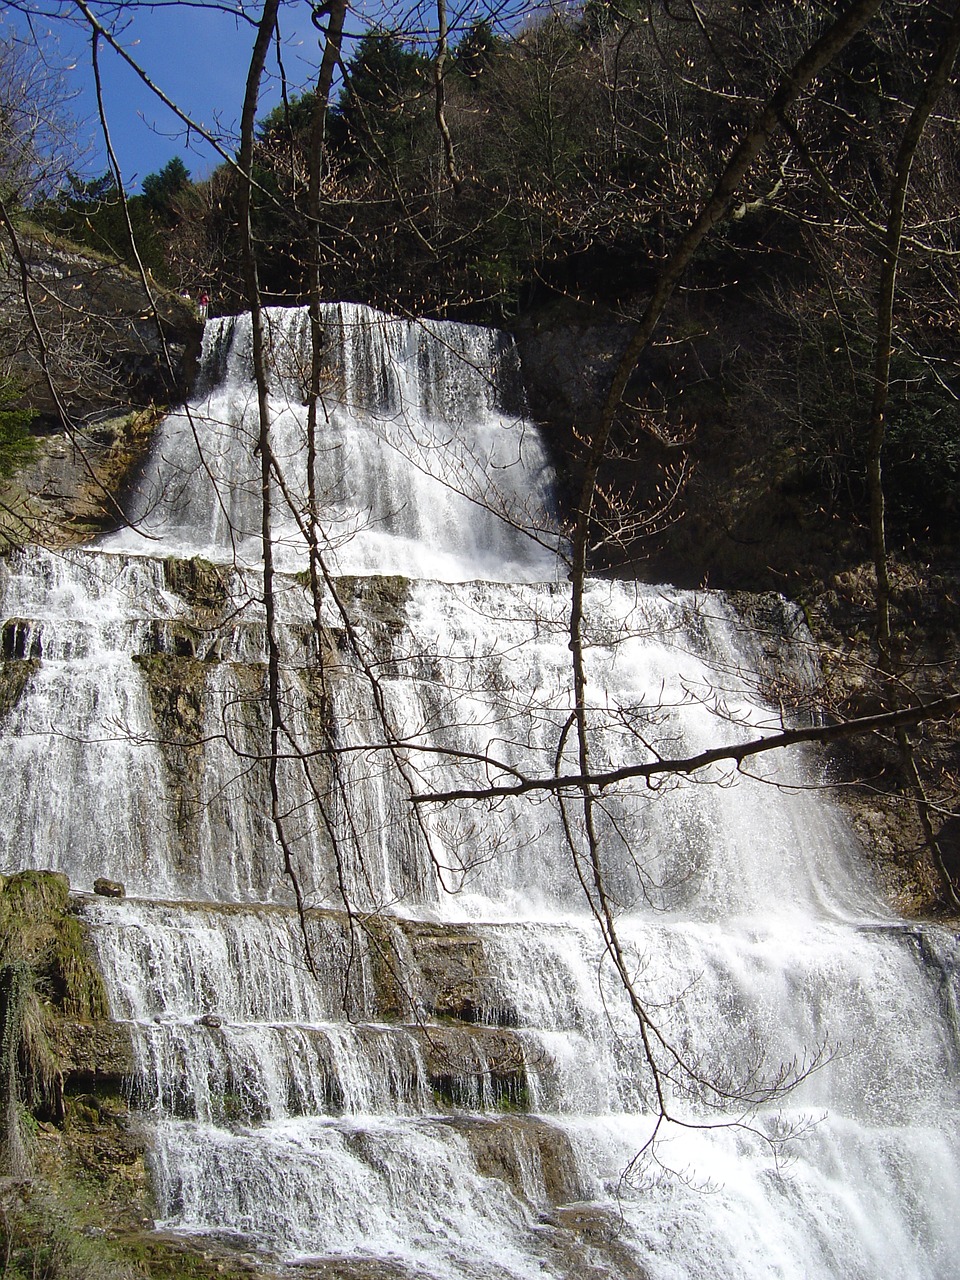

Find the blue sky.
xmin=7 ymin=0 xmax=523 ymax=192
xmin=6 ymin=2 xmax=340 ymax=189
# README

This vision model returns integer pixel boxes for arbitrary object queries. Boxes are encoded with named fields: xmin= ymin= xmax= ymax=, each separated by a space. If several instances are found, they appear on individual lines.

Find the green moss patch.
xmin=0 ymin=872 xmax=108 ymax=1023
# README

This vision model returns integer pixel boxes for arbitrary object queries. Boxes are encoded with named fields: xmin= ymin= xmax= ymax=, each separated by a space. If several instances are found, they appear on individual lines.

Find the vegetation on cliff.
xmin=0 ymin=871 xmax=108 ymax=1177
xmin=0 ymin=378 xmax=36 ymax=478
xmin=12 ymin=4 xmax=958 ymax=571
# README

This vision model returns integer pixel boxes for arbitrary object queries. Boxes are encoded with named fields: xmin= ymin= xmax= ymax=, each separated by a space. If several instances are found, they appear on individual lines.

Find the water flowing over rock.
xmin=2 ymin=302 xmax=959 ymax=1278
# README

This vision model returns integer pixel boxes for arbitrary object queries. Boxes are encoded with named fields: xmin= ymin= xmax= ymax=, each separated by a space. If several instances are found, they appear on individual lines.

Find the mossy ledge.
xmin=0 ymin=655 xmax=40 ymax=719
xmin=0 ymin=871 xmax=296 ymax=1279
xmin=0 ymin=884 xmax=586 ymax=1276
xmin=336 ymin=574 xmax=411 ymax=639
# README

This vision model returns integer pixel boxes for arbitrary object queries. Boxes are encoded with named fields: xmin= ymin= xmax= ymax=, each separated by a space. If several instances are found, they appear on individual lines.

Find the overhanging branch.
xmin=412 ymin=692 xmax=960 ymax=804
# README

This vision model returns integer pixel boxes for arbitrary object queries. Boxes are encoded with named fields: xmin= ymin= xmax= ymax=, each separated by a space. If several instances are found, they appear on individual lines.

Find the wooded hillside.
xmin=29 ymin=2 xmax=960 ymax=569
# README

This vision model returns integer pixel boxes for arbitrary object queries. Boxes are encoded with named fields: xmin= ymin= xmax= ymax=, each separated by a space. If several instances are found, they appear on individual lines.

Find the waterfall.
xmin=2 ymin=302 xmax=958 ymax=1279
xmin=110 ymin=303 xmax=558 ymax=581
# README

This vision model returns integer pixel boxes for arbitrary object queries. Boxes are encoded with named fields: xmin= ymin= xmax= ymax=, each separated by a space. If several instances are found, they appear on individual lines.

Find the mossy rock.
xmin=131 ymin=652 xmax=207 ymax=843
xmin=0 ymin=1165 xmax=280 ymax=1280
xmin=337 ymin=574 xmax=411 ymax=639
xmin=1 ymin=874 xmax=109 ymax=1182
xmin=132 ymin=652 xmax=207 ymax=739
xmin=1 ymin=868 xmax=70 ymax=920
xmin=357 ymin=915 xmax=406 ymax=1019
xmin=0 ymin=871 xmax=108 ymax=1021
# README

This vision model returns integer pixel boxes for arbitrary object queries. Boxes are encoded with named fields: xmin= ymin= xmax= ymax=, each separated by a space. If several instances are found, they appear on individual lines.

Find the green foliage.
xmin=0 ymin=1172 xmax=259 ymax=1280
xmin=0 ymin=869 xmax=70 ymax=927
xmin=1 ymin=960 xmax=33 ymax=1175
xmin=0 ymin=870 xmax=111 ymax=1176
xmin=0 ymin=376 xmax=37 ymax=477
xmin=175 ymin=5 xmax=733 ymax=312
xmin=0 ymin=869 xmax=108 ymax=1021
xmin=330 ymin=30 xmax=431 ymax=167
xmin=141 ymin=156 xmax=191 ymax=225
xmin=33 ymin=167 xmax=177 ymax=277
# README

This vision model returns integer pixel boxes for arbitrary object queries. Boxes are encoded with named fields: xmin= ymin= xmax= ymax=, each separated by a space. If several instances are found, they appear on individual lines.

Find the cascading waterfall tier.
xmin=110 ymin=302 xmax=560 ymax=581
xmin=1 ymin=302 xmax=958 ymax=1279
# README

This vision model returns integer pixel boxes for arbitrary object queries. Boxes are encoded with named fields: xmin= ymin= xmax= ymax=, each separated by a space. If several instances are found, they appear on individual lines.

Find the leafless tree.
xmin=0 ymin=28 xmax=78 ymax=205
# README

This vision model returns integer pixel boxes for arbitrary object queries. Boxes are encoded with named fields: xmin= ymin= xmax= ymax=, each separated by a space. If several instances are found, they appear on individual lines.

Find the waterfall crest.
xmin=109 ymin=303 xmax=559 ymax=581
xmin=2 ymin=302 xmax=958 ymax=1279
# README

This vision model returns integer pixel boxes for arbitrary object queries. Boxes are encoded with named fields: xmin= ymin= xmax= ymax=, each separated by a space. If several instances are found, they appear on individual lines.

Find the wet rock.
xmin=163 ymin=556 xmax=232 ymax=616
xmin=287 ymin=1260 xmax=432 ymax=1279
xmin=397 ymin=922 xmax=518 ymax=1025
xmin=0 ymin=657 xmax=40 ymax=720
xmin=415 ymin=1023 xmax=531 ymax=1110
xmin=1 ymin=619 xmax=42 ymax=661
xmin=337 ymin=574 xmax=411 ymax=632
xmin=55 ymin=1019 xmax=137 ymax=1083
xmin=447 ymin=1114 xmax=585 ymax=1207
xmin=545 ymin=1203 xmax=654 ymax=1280
xmin=93 ymin=877 xmax=126 ymax=898
xmin=0 ymin=407 xmax=168 ymax=548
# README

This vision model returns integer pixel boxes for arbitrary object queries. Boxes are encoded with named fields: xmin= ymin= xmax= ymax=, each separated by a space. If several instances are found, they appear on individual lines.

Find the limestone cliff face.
xmin=0 ymin=229 xmax=202 ymax=545
xmin=1 ymin=232 xmax=201 ymax=423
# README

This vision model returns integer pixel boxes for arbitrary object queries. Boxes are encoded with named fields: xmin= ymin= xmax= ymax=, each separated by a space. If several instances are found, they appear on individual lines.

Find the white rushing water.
xmin=2 ymin=302 xmax=959 ymax=1278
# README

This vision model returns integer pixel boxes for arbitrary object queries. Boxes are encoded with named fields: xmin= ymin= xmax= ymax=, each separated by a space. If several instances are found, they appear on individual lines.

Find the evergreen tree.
xmin=141 ymin=156 xmax=191 ymax=225
xmin=257 ymin=90 xmax=319 ymax=145
xmin=453 ymin=19 xmax=501 ymax=79
xmin=0 ymin=378 xmax=36 ymax=478
xmin=36 ymin=171 xmax=167 ymax=275
xmin=331 ymin=31 xmax=430 ymax=167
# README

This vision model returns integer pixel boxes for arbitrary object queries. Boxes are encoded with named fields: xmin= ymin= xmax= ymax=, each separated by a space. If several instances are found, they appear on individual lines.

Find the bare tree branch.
xmin=413 ymin=692 xmax=960 ymax=803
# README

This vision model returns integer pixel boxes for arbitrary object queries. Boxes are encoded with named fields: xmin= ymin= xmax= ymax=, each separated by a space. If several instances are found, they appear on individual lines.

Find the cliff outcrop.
xmin=0 ymin=227 xmax=202 ymax=546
